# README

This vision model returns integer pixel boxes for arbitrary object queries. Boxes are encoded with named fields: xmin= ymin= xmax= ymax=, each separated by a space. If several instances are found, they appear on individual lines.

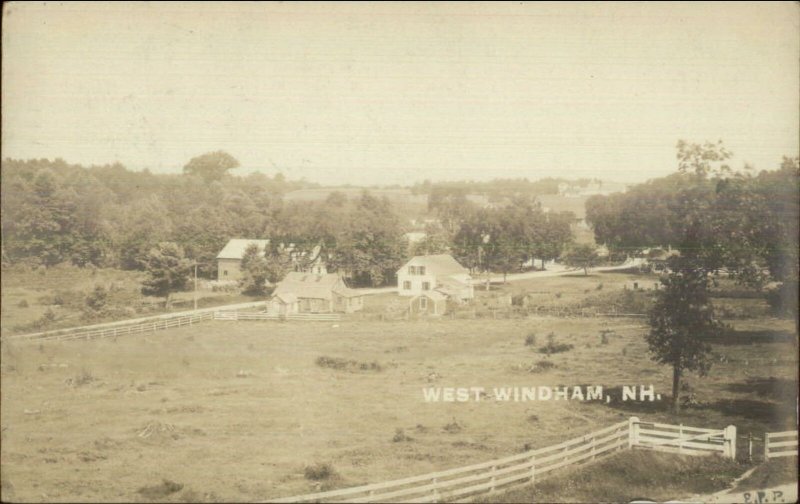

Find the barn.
xmin=270 ymin=272 xmax=364 ymax=314
xmin=216 ymin=239 xmax=270 ymax=281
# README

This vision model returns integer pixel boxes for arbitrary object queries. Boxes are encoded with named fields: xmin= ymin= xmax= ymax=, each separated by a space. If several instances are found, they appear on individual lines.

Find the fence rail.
xmin=765 ymin=430 xmax=798 ymax=459
xmin=214 ymin=311 xmax=341 ymax=322
xmin=630 ymin=419 xmax=735 ymax=458
xmin=265 ymin=417 xmax=733 ymax=503
xmin=8 ymin=312 xmax=215 ymax=343
xmin=5 ymin=301 xmax=267 ymax=343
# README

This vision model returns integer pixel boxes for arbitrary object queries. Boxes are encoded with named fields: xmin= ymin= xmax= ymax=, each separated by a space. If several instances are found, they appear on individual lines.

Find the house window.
xmin=403 ymin=281 xmax=411 ymax=290
xmin=422 ymin=282 xmax=430 ymax=291
xmin=419 ymin=266 xmax=426 ymax=275
xmin=420 ymin=297 xmax=428 ymax=309
xmin=408 ymin=265 xmax=416 ymax=275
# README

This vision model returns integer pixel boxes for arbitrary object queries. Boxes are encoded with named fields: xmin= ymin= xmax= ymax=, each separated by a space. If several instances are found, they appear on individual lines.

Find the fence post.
xmin=490 ymin=465 xmax=497 ymax=492
xmin=628 ymin=417 xmax=640 ymax=449
xmin=764 ymin=433 xmax=770 ymax=460
xmin=530 ymin=455 xmax=536 ymax=484
xmin=748 ymin=432 xmax=752 ymax=461
xmin=724 ymin=425 xmax=737 ymax=459
xmin=431 ymin=477 xmax=439 ymax=502
xmin=591 ymin=434 xmax=596 ymax=460
xmin=678 ymin=424 xmax=683 ymax=454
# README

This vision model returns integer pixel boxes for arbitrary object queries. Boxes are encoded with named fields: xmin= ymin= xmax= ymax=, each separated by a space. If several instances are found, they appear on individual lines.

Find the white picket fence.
xmin=5 ymin=301 xmax=267 ymax=343
xmin=214 ymin=311 xmax=341 ymax=322
xmin=765 ymin=431 xmax=798 ymax=459
xmin=265 ymin=417 xmax=735 ymax=503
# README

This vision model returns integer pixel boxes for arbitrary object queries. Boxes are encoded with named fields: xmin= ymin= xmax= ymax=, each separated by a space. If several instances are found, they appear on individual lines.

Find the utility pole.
xmin=193 ymin=263 xmax=198 ymax=311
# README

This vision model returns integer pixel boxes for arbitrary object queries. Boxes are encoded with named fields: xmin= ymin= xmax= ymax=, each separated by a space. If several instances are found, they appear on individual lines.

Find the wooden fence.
xmin=630 ymin=418 xmax=735 ymax=458
xmin=5 ymin=301 xmax=267 ymax=343
xmin=265 ymin=417 xmax=734 ymax=503
xmin=765 ymin=431 xmax=798 ymax=459
xmin=7 ymin=312 xmax=215 ymax=343
xmin=214 ymin=311 xmax=341 ymax=322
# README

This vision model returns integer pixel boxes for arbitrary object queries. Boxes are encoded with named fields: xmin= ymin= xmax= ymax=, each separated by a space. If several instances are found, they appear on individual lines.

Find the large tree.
xmin=239 ymin=243 xmax=269 ymax=295
xmin=647 ymin=258 xmax=723 ymax=412
xmin=561 ymin=244 xmax=600 ymax=276
xmin=141 ymin=242 xmax=191 ymax=308
xmin=182 ymin=151 xmax=240 ymax=182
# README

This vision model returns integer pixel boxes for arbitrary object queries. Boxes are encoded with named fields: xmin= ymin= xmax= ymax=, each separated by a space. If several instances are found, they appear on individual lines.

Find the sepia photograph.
xmin=1 ymin=2 xmax=798 ymax=503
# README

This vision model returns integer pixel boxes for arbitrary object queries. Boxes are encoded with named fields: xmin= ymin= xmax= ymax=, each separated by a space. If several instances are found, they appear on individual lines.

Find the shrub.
xmin=66 ymin=369 xmax=96 ymax=387
xmin=599 ymin=329 xmax=615 ymax=345
xmin=530 ymin=360 xmax=556 ymax=373
xmin=137 ymin=480 xmax=184 ymax=499
xmin=596 ymin=283 xmax=604 ymax=291
xmin=443 ymin=421 xmax=463 ymax=434
xmin=85 ymin=285 xmax=108 ymax=312
xmin=304 ymin=463 xmax=336 ymax=481
xmin=316 ymin=356 xmax=382 ymax=372
xmin=16 ymin=299 xmax=29 ymax=308
xmin=392 ymin=428 xmax=413 ymax=442
xmin=554 ymin=292 xmax=562 ymax=299
xmin=538 ymin=333 xmax=573 ymax=355
xmin=524 ymin=333 xmax=537 ymax=346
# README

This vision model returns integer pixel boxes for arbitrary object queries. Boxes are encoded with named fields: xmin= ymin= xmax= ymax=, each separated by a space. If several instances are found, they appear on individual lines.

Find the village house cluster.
xmin=216 ymin=239 xmax=475 ymax=316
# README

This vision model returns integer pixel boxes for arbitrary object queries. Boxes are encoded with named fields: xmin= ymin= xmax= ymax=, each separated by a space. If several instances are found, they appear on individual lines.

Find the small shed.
xmin=409 ymin=291 xmax=448 ymax=316
xmin=268 ymin=293 xmax=299 ymax=316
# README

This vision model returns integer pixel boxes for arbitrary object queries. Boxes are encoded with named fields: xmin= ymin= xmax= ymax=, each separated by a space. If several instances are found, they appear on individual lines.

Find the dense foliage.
xmin=2 ymin=154 xmax=585 ymax=287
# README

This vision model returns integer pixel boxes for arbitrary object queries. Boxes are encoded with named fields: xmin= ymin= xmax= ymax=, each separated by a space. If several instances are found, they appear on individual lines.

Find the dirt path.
xmin=470 ymin=260 xmax=643 ymax=285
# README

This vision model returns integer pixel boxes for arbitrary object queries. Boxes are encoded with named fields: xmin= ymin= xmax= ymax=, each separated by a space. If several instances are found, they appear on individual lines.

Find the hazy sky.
xmin=2 ymin=2 xmax=798 ymax=186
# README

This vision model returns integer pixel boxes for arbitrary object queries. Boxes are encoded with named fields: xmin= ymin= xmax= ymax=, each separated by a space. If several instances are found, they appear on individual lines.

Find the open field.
xmin=0 ymin=265 xmax=254 ymax=337
xmin=1 ymin=299 xmax=796 ymax=502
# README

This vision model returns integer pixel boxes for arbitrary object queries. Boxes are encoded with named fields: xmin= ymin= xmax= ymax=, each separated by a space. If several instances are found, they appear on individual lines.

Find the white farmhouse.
xmin=396 ymin=254 xmax=474 ymax=301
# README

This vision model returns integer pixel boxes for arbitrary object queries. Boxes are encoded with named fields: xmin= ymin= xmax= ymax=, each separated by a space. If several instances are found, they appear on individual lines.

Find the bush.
xmin=316 ymin=356 xmax=382 ymax=372
xmin=524 ymin=333 xmax=537 ymax=346
xmin=304 ymin=463 xmax=336 ymax=481
xmin=85 ymin=285 xmax=108 ymax=312
xmin=16 ymin=299 xmax=29 ymax=308
xmin=599 ymin=329 xmax=615 ymax=345
xmin=392 ymin=428 xmax=413 ymax=442
xmin=530 ymin=360 xmax=556 ymax=373
xmin=137 ymin=480 xmax=184 ymax=499
xmin=538 ymin=333 xmax=573 ymax=355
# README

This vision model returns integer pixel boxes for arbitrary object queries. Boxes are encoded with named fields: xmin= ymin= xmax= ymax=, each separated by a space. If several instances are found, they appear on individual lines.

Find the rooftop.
xmin=216 ymin=239 xmax=271 ymax=259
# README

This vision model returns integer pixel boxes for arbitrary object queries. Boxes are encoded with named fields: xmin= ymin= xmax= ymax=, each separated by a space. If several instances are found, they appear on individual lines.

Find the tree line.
xmin=1 ymin=152 xmax=584 ymax=291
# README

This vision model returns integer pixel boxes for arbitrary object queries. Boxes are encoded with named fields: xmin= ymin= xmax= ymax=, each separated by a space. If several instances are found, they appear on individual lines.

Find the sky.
xmin=2 ymin=2 xmax=798 ymax=186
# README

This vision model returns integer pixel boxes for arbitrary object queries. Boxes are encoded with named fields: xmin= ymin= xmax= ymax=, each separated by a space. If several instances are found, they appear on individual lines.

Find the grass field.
xmin=0 ymin=265 xmax=252 ymax=337
xmin=1 ymin=280 xmax=796 ymax=504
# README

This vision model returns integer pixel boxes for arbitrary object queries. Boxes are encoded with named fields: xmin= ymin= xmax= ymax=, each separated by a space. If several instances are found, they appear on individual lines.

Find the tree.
xmin=412 ymin=223 xmax=451 ymax=256
xmin=141 ymin=242 xmax=191 ymax=308
xmin=239 ymin=243 xmax=269 ymax=295
xmin=182 ymin=151 xmax=240 ymax=182
xmin=561 ymin=244 xmax=600 ymax=276
xmin=646 ymin=259 xmax=723 ymax=413
xmin=85 ymin=285 xmax=108 ymax=312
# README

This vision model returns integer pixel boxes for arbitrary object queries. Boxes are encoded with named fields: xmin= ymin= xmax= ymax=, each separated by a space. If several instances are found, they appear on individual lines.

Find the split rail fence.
xmin=765 ymin=431 xmax=798 ymax=459
xmin=266 ymin=417 xmax=736 ymax=503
